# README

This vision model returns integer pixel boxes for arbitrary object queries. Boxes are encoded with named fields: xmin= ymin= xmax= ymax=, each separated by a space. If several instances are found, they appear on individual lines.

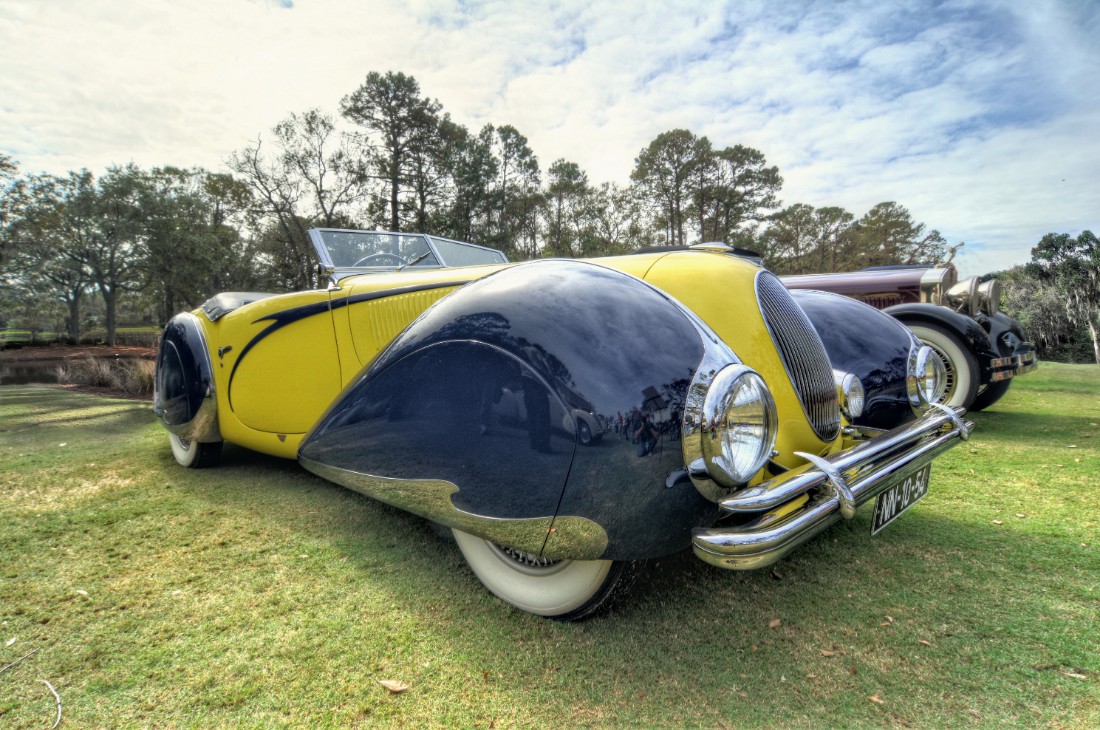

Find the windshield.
xmin=428 ymin=236 xmax=508 ymax=266
xmin=316 ymin=230 xmax=440 ymax=269
xmin=309 ymin=228 xmax=510 ymax=275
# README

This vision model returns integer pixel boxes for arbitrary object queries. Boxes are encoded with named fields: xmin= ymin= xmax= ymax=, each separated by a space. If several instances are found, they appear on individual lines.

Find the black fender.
xmin=154 ymin=312 xmax=220 ymax=441
xmin=981 ymin=311 xmax=1032 ymax=359
xmin=884 ymin=302 xmax=999 ymax=382
xmin=789 ymin=290 xmax=918 ymax=430
xmin=299 ymin=261 xmax=721 ymax=561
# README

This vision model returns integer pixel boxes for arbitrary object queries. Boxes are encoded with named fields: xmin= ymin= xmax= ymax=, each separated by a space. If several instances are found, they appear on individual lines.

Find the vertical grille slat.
xmin=756 ymin=272 xmax=840 ymax=441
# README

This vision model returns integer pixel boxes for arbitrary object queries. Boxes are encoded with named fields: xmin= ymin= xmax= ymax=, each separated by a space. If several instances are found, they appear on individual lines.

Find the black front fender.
xmin=790 ymin=290 xmax=918 ymax=430
xmin=299 ymin=261 xmax=721 ymax=561
xmin=885 ymin=302 xmax=1000 ymax=381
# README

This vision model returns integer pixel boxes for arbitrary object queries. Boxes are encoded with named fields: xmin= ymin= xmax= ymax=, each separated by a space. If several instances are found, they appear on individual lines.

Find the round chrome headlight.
xmin=946 ymin=276 xmax=980 ymax=316
xmin=908 ymin=345 xmax=947 ymax=409
xmin=833 ymin=370 xmax=865 ymax=419
xmin=977 ymin=279 xmax=1001 ymax=317
xmin=700 ymin=365 xmax=778 ymax=487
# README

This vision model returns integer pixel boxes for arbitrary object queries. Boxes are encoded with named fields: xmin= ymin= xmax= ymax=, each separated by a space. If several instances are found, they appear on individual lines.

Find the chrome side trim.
xmin=691 ymin=406 xmax=971 ymax=570
xmin=299 ymin=457 xmax=609 ymax=560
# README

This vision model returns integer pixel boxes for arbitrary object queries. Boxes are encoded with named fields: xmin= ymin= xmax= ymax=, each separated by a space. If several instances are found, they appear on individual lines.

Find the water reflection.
xmin=0 ymin=360 xmax=61 ymax=385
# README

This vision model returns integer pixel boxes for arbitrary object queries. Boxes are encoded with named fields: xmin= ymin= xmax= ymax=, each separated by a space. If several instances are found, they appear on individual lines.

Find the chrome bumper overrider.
xmin=691 ymin=405 xmax=973 ymax=570
xmin=989 ymin=349 xmax=1039 ymax=382
xmin=1013 ymin=350 xmax=1038 ymax=375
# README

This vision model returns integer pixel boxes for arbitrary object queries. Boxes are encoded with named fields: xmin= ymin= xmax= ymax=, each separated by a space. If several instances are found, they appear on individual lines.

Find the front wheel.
xmin=577 ymin=418 xmax=593 ymax=445
xmin=907 ymin=323 xmax=980 ymax=409
xmin=452 ymin=529 xmax=637 ymax=620
xmin=168 ymin=432 xmax=223 ymax=469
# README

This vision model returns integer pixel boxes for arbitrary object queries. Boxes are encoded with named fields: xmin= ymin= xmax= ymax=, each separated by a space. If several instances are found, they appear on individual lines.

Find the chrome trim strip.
xmin=755 ymin=270 xmax=840 ymax=441
xmin=710 ymin=406 xmax=970 ymax=514
xmin=690 ymin=413 xmax=968 ymax=567
xmin=299 ymin=456 xmax=610 ymax=560
xmin=691 ymin=408 xmax=971 ymax=569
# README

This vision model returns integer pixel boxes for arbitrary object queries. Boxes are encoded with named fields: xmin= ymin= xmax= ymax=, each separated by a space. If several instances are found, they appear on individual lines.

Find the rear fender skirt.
xmin=790 ymin=290 xmax=917 ymax=431
xmin=299 ymin=260 xmax=722 ymax=561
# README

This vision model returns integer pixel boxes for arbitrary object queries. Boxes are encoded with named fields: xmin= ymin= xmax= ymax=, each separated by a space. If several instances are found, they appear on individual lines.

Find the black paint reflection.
xmin=302 ymin=261 xmax=722 ymax=559
xmin=790 ymin=290 xmax=915 ymax=430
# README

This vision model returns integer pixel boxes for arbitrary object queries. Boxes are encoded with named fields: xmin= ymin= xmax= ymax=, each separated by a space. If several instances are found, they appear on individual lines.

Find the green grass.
xmin=1 ymin=363 xmax=1097 ymax=728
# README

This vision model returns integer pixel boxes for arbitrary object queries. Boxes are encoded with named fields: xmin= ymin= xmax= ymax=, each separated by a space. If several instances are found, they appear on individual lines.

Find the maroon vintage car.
xmin=783 ymin=264 xmax=1037 ymax=410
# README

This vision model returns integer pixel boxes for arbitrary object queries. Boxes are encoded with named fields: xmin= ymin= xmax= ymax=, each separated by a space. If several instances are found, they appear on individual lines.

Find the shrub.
xmin=56 ymin=357 xmax=156 ymax=397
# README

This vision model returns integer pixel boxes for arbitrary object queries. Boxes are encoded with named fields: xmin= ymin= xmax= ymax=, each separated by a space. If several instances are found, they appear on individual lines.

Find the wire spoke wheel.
xmin=907 ymin=323 xmax=979 ymax=409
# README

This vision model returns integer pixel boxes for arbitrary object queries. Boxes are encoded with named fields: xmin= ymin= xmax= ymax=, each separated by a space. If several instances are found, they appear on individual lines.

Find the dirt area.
xmin=0 ymin=344 xmax=156 ymax=362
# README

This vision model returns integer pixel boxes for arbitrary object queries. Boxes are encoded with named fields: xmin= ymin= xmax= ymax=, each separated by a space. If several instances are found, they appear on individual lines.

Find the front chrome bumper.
xmin=989 ymin=347 xmax=1039 ymax=382
xmin=692 ymin=405 xmax=972 ymax=570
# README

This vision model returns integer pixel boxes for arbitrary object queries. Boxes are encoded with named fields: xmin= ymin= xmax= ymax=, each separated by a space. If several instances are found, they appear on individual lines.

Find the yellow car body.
xmin=155 ymin=229 xmax=971 ymax=619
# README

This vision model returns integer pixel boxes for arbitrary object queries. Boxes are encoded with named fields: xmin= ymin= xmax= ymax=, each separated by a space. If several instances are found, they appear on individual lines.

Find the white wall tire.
xmin=452 ymin=529 xmax=635 ymax=620
xmin=907 ymin=323 xmax=980 ymax=409
xmin=168 ymin=432 xmax=222 ymax=469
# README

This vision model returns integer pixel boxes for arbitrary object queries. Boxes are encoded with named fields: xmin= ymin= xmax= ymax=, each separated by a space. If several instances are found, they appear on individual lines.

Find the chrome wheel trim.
xmin=921 ymin=340 xmax=956 ymax=404
xmin=907 ymin=323 xmax=976 ymax=409
xmin=487 ymin=542 xmax=569 ymax=576
xmin=169 ymin=432 xmax=197 ymax=465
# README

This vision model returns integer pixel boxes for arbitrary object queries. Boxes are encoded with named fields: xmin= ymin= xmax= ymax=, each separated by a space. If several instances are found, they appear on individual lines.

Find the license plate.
xmin=871 ymin=463 xmax=931 ymax=535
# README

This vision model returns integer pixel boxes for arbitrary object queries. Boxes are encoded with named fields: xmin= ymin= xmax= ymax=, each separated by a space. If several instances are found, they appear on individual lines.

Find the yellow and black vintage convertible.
xmin=154 ymin=229 xmax=972 ymax=619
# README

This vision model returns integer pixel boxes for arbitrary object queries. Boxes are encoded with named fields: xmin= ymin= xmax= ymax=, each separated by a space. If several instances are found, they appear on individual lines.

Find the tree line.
xmin=1 ymin=71 xmax=1094 ymax=362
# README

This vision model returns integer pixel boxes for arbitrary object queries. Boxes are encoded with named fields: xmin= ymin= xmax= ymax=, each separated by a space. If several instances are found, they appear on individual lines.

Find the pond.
xmin=0 ymin=360 xmax=62 ymax=385
xmin=0 ymin=357 xmax=151 ymax=386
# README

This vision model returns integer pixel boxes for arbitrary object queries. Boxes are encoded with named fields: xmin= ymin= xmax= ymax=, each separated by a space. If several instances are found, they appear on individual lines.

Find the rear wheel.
xmin=168 ymin=433 xmax=223 ymax=468
xmin=970 ymin=378 xmax=1012 ymax=411
xmin=907 ymin=323 xmax=979 ymax=409
xmin=452 ymin=529 xmax=637 ymax=620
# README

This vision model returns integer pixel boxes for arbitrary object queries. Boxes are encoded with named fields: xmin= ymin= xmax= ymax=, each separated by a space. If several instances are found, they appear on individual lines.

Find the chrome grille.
xmin=756 ymin=271 xmax=840 ymax=441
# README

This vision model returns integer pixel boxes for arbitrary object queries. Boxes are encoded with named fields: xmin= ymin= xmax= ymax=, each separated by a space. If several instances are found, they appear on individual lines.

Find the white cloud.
xmin=1 ymin=0 xmax=1096 ymax=276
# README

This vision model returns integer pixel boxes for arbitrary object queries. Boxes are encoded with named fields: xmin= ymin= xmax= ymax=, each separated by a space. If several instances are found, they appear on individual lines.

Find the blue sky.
xmin=1 ymin=0 xmax=1096 ymax=275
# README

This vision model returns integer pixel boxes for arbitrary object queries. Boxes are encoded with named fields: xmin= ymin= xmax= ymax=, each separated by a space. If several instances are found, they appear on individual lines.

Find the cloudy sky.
xmin=2 ymin=0 xmax=1097 ymax=275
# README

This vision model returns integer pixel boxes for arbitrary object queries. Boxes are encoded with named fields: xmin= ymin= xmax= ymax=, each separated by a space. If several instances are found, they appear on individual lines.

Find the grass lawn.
xmin=1 ymin=363 xmax=1096 ymax=728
